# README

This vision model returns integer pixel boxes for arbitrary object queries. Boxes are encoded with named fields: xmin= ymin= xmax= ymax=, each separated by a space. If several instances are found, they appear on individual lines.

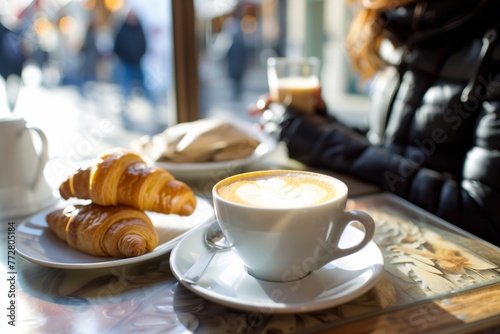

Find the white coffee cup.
xmin=212 ymin=170 xmax=375 ymax=282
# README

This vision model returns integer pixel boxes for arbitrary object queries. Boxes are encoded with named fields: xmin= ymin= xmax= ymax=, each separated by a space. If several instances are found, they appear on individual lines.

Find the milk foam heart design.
xmin=236 ymin=177 xmax=327 ymax=207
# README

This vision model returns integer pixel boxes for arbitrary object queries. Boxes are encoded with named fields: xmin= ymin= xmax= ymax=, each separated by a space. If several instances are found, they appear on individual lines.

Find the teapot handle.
xmin=27 ymin=126 xmax=48 ymax=190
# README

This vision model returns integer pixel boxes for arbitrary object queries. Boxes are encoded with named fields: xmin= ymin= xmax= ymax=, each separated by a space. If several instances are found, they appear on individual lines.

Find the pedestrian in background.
xmin=112 ymin=9 xmax=147 ymax=128
xmin=0 ymin=17 xmax=26 ymax=111
xmin=224 ymin=10 xmax=248 ymax=100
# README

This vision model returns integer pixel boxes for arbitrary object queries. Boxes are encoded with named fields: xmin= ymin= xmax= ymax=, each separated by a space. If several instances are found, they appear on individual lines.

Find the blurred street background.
xmin=1 ymin=0 xmax=274 ymax=137
xmin=0 ymin=0 xmax=369 ymax=188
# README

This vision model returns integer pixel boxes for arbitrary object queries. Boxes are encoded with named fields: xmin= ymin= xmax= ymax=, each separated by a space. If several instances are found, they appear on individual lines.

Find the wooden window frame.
xmin=171 ymin=0 xmax=199 ymax=123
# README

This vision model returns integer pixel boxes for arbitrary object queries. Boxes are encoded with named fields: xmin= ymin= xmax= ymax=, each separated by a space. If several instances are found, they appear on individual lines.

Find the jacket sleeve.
xmin=279 ymin=107 xmax=500 ymax=246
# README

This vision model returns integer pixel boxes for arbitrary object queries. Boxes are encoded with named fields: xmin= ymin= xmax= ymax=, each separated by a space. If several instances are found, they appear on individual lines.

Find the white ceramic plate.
xmin=16 ymin=196 xmax=214 ymax=269
xmin=154 ymin=120 xmax=278 ymax=179
xmin=170 ymin=223 xmax=385 ymax=313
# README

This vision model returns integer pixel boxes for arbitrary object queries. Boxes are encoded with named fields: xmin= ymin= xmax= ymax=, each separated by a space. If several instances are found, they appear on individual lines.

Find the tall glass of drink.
xmin=267 ymin=57 xmax=320 ymax=113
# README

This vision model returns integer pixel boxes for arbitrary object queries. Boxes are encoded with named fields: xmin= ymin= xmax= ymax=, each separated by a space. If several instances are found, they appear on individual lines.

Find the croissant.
xmin=46 ymin=203 xmax=159 ymax=258
xmin=59 ymin=148 xmax=196 ymax=216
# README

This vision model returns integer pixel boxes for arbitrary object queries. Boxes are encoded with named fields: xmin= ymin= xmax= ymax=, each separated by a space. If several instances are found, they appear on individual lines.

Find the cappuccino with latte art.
xmin=216 ymin=171 xmax=335 ymax=207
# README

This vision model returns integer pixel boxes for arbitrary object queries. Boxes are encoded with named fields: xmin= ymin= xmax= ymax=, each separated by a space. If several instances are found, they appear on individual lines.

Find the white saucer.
xmin=170 ymin=223 xmax=385 ymax=313
xmin=16 ymin=196 xmax=214 ymax=269
xmin=0 ymin=194 xmax=58 ymax=220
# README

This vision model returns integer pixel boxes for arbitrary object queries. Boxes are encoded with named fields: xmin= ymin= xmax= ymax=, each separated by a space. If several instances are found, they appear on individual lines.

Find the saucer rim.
xmin=0 ymin=195 xmax=58 ymax=220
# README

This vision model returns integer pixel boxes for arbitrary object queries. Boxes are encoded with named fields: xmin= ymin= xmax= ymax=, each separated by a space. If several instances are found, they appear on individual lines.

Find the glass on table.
xmin=267 ymin=56 xmax=321 ymax=113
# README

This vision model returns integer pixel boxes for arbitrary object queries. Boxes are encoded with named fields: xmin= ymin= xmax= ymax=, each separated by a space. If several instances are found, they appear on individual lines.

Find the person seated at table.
xmin=251 ymin=0 xmax=500 ymax=246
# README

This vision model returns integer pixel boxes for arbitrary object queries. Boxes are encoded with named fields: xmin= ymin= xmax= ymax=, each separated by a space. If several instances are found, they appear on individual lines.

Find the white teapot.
xmin=0 ymin=115 xmax=56 ymax=219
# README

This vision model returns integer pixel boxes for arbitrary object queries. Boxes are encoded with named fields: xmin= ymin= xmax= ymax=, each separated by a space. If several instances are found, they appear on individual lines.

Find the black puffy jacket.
xmin=278 ymin=1 xmax=500 ymax=246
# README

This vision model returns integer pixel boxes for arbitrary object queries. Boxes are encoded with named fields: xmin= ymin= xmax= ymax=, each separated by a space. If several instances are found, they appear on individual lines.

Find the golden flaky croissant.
xmin=46 ymin=203 xmax=159 ymax=258
xmin=59 ymin=148 xmax=196 ymax=216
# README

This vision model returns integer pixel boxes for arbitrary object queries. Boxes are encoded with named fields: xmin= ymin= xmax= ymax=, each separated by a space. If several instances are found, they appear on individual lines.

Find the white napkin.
xmin=136 ymin=118 xmax=260 ymax=163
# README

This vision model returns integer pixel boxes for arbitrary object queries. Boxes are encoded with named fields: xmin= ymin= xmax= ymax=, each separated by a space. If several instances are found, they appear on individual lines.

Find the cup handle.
xmin=334 ymin=210 xmax=375 ymax=258
xmin=27 ymin=126 xmax=49 ymax=190
xmin=315 ymin=210 xmax=375 ymax=270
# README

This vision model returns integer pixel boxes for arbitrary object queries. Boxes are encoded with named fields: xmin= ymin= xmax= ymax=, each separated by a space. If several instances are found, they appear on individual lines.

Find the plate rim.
xmin=16 ymin=196 xmax=214 ymax=269
xmin=170 ymin=223 xmax=385 ymax=313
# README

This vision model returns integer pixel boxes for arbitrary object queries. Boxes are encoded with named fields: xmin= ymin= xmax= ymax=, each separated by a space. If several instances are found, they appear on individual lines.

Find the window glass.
xmin=195 ymin=0 xmax=285 ymax=123
xmin=195 ymin=0 xmax=370 ymax=125
xmin=322 ymin=0 xmax=371 ymax=126
xmin=0 ymin=0 xmax=174 ymax=142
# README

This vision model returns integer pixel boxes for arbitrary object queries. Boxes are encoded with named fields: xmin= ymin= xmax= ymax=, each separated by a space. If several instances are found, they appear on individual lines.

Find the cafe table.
xmin=1 ymin=142 xmax=500 ymax=334
xmin=0 ymin=141 xmax=500 ymax=333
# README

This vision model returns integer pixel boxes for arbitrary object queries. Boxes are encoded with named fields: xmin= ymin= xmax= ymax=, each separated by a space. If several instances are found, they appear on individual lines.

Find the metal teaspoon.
xmin=181 ymin=220 xmax=231 ymax=284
